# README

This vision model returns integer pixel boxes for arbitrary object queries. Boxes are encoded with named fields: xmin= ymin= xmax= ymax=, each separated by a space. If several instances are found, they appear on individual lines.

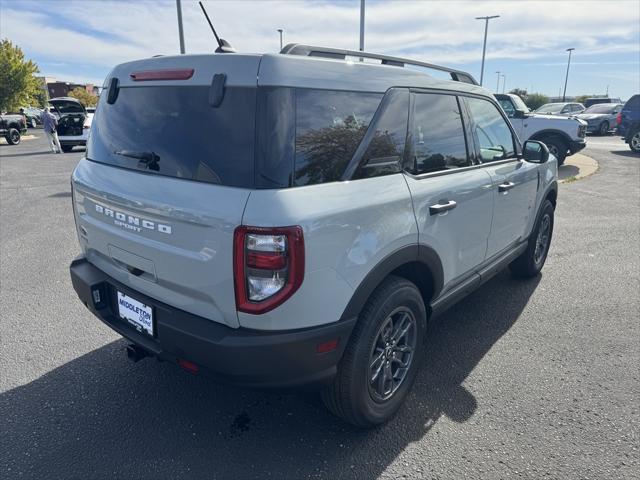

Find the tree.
xmin=0 ymin=39 xmax=42 ymax=111
xmin=524 ymin=93 xmax=549 ymax=110
xmin=68 ymin=87 xmax=98 ymax=107
xmin=574 ymin=95 xmax=590 ymax=105
xmin=509 ymin=88 xmax=528 ymax=100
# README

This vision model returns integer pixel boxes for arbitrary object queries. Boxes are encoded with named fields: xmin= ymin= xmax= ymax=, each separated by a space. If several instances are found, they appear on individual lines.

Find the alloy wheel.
xmin=631 ymin=132 xmax=640 ymax=152
xmin=534 ymin=213 xmax=551 ymax=265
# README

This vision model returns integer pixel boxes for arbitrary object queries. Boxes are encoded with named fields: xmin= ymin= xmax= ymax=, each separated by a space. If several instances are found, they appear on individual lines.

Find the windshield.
xmin=535 ymin=103 xmax=564 ymax=113
xmin=583 ymin=104 xmax=617 ymax=114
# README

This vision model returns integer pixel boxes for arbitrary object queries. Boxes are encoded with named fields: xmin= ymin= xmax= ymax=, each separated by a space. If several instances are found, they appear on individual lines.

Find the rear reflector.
xmin=130 ymin=69 xmax=194 ymax=81
xmin=316 ymin=339 xmax=339 ymax=354
xmin=177 ymin=358 xmax=199 ymax=374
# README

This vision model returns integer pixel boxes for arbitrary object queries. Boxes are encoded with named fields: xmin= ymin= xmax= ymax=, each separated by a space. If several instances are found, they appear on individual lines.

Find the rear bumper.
xmin=59 ymin=137 xmax=87 ymax=146
xmin=69 ymin=257 xmax=355 ymax=388
xmin=568 ymin=139 xmax=586 ymax=154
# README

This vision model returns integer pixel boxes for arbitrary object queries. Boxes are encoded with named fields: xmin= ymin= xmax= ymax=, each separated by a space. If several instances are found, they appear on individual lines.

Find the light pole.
xmin=475 ymin=15 xmax=500 ymax=86
xmin=359 ymin=0 xmax=365 ymax=52
xmin=501 ymin=74 xmax=506 ymax=93
xmin=562 ymin=47 xmax=575 ymax=102
xmin=176 ymin=0 xmax=185 ymax=54
xmin=495 ymin=71 xmax=501 ymax=93
xmin=277 ymin=29 xmax=283 ymax=51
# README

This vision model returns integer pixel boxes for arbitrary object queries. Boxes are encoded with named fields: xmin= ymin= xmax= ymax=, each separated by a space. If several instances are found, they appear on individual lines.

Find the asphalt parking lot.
xmin=1 ymin=134 xmax=638 ymax=479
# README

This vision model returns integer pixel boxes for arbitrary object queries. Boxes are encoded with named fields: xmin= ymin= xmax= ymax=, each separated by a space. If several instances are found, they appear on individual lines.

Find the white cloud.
xmin=1 ymin=0 xmax=638 ymax=84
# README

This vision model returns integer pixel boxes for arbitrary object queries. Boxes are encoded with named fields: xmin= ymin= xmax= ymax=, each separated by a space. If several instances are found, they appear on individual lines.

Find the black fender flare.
xmin=340 ymin=244 xmax=444 ymax=321
xmin=530 ymin=129 xmax=573 ymax=147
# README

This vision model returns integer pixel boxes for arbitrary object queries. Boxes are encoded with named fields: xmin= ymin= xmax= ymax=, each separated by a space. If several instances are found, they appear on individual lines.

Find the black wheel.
xmin=598 ymin=121 xmax=609 ymax=136
xmin=321 ymin=276 xmax=427 ymax=427
xmin=6 ymin=128 xmax=21 ymax=145
xmin=510 ymin=200 xmax=554 ymax=278
xmin=541 ymin=136 xmax=568 ymax=166
xmin=61 ymin=145 xmax=74 ymax=153
xmin=629 ymin=129 xmax=640 ymax=153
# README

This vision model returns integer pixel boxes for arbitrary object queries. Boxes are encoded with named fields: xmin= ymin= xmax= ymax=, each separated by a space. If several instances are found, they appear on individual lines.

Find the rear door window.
xmin=408 ymin=93 xmax=469 ymax=174
xmin=87 ymin=86 xmax=256 ymax=188
xmin=294 ymin=90 xmax=382 ymax=186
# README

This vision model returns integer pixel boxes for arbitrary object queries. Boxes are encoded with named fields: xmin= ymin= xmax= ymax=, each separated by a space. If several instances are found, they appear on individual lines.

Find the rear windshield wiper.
xmin=114 ymin=150 xmax=160 ymax=171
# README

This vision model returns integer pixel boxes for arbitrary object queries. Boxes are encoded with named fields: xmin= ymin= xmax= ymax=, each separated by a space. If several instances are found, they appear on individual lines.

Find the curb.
xmin=558 ymin=153 xmax=598 ymax=184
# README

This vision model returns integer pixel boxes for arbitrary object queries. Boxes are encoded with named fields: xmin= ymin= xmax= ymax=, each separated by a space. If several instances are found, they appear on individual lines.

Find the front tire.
xmin=598 ymin=121 xmax=609 ymax=136
xmin=542 ymin=136 xmax=568 ymax=166
xmin=510 ymin=200 xmax=554 ymax=278
xmin=629 ymin=129 xmax=640 ymax=153
xmin=6 ymin=128 xmax=21 ymax=145
xmin=321 ymin=276 xmax=427 ymax=427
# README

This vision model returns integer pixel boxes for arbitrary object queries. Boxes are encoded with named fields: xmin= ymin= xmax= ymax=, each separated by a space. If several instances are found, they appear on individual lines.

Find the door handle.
xmin=429 ymin=200 xmax=457 ymax=215
xmin=498 ymin=181 xmax=515 ymax=193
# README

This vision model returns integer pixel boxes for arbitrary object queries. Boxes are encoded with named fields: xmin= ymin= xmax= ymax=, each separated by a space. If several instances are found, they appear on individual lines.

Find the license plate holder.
xmin=117 ymin=291 xmax=154 ymax=337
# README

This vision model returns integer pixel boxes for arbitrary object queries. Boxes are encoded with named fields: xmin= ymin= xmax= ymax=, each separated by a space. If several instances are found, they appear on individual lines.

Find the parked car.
xmin=495 ymin=93 xmax=587 ymax=164
xmin=21 ymin=107 xmax=43 ymax=128
xmin=69 ymin=45 xmax=558 ymax=427
xmin=575 ymin=103 xmax=624 ymax=135
xmin=584 ymin=97 xmax=623 ymax=108
xmin=617 ymin=94 xmax=640 ymax=153
xmin=534 ymin=102 xmax=585 ymax=116
xmin=0 ymin=112 xmax=27 ymax=145
xmin=48 ymin=97 xmax=90 ymax=152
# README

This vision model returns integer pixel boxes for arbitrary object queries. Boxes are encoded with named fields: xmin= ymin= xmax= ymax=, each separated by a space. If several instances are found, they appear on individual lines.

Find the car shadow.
xmin=0 ymin=271 xmax=540 ymax=479
xmin=0 ymin=150 xmax=53 ymax=158
xmin=610 ymin=150 xmax=638 ymax=158
xmin=558 ymin=164 xmax=579 ymax=180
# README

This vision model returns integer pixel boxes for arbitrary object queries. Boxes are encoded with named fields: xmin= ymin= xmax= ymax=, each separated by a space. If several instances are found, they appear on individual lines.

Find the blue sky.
xmin=2 ymin=0 xmax=639 ymax=99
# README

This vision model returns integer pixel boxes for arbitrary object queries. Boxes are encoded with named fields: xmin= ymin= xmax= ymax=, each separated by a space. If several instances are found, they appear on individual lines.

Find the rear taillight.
xmin=233 ymin=226 xmax=304 ymax=314
xmin=616 ymin=112 xmax=622 ymax=125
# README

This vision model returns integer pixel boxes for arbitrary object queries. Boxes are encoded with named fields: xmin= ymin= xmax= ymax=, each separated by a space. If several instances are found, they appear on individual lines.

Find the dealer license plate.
xmin=117 ymin=291 xmax=154 ymax=337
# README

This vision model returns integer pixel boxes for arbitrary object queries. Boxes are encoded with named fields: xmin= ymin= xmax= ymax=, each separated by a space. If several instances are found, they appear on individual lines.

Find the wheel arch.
xmin=340 ymin=244 xmax=444 ymax=321
xmin=530 ymin=129 xmax=572 ymax=146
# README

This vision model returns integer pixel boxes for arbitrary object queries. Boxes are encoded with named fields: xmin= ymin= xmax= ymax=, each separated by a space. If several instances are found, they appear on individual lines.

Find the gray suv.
xmin=69 ymin=45 xmax=558 ymax=427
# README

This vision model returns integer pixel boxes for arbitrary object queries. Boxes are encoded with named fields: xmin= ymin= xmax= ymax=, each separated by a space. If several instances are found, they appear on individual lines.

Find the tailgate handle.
xmin=209 ymin=73 xmax=226 ymax=107
xmin=127 ymin=266 xmax=145 ymax=277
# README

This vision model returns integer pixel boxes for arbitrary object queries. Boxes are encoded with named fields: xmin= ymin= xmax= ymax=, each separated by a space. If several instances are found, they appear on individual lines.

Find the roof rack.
xmin=280 ymin=44 xmax=478 ymax=86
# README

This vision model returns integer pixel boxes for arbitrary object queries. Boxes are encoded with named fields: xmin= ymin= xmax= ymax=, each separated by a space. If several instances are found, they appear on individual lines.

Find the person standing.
xmin=41 ymin=107 xmax=61 ymax=153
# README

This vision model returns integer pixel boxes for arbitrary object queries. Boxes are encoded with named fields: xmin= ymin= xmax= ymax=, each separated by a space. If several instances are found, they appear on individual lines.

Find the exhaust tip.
xmin=126 ymin=344 xmax=148 ymax=363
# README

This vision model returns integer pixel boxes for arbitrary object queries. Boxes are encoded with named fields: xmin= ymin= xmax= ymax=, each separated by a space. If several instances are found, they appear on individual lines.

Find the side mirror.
xmin=513 ymin=109 xmax=527 ymax=119
xmin=522 ymin=140 xmax=549 ymax=163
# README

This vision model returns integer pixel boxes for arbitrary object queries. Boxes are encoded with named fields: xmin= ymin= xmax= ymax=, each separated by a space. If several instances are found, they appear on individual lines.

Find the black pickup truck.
xmin=0 ymin=113 xmax=28 ymax=145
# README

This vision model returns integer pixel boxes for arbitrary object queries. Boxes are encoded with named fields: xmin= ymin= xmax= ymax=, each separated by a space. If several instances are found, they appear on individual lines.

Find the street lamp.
xmin=359 ymin=0 xmax=365 ymax=52
xmin=501 ymin=74 xmax=506 ymax=93
xmin=277 ymin=29 xmax=284 ymax=51
xmin=562 ymin=48 xmax=575 ymax=102
xmin=475 ymin=15 xmax=500 ymax=86
xmin=176 ymin=0 xmax=185 ymax=54
xmin=495 ymin=71 xmax=501 ymax=93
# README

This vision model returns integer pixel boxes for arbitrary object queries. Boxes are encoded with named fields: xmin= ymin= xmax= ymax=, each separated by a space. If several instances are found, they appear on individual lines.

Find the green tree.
xmin=509 ymin=88 xmax=528 ymax=100
xmin=68 ymin=86 xmax=98 ymax=107
xmin=524 ymin=93 xmax=550 ymax=110
xmin=0 ymin=39 xmax=41 ymax=112
xmin=574 ymin=95 xmax=590 ymax=105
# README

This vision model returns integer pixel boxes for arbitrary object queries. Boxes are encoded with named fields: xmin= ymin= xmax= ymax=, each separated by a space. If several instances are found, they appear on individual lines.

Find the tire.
xmin=629 ymin=129 xmax=640 ymax=153
xmin=510 ymin=200 xmax=554 ymax=278
xmin=61 ymin=145 xmax=74 ymax=153
xmin=541 ymin=136 xmax=568 ymax=166
xmin=30 ymin=118 xmax=37 ymax=128
xmin=598 ymin=121 xmax=609 ymax=136
xmin=6 ymin=128 xmax=21 ymax=145
xmin=321 ymin=276 xmax=427 ymax=427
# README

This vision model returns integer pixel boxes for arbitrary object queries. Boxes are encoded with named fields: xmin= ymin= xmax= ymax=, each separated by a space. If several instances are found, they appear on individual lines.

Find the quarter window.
xmin=466 ymin=97 xmax=516 ymax=163
xmin=409 ymin=93 xmax=469 ymax=174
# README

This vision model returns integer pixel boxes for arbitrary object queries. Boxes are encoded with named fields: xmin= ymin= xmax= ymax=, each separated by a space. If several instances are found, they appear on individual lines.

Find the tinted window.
xmin=466 ymin=97 xmax=516 ymax=162
xmin=498 ymin=98 xmax=516 ymax=117
xmin=88 ymin=86 xmax=256 ymax=187
xmin=624 ymin=95 xmax=640 ymax=110
xmin=409 ymin=93 xmax=469 ymax=174
xmin=351 ymin=89 xmax=409 ymax=180
xmin=294 ymin=90 xmax=382 ymax=186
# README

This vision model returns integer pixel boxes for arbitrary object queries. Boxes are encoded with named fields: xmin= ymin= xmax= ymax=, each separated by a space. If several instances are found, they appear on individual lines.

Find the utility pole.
xmin=475 ymin=15 xmax=500 ymax=86
xmin=495 ymin=71 xmax=501 ymax=93
xmin=176 ymin=0 xmax=185 ymax=54
xmin=277 ymin=29 xmax=283 ymax=51
xmin=562 ymin=47 xmax=575 ymax=102
xmin=359 ymin=0 xmax=365 ymax=52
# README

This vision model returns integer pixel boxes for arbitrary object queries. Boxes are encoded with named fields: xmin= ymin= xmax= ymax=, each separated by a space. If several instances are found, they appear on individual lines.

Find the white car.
xmin=48 ymin=97 xmax=92 ymax=153
xmin=495 ymin=94 xmax=587 ymax=165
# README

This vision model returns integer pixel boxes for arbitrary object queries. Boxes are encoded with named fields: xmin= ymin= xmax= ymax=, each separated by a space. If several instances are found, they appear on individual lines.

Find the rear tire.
xmin=598 ymin=121 xmax=609 ymax=136
xmin=541 ymin=136 xmax=567 ymax=166
xmin=61 ymin=145 xmax=74 ymax=153
xmin=629 ymin=129 xmax=640 ymax=153
xmin=6 ymin=128 xmax=21 ymax=145
xmin=510 ymin=200 xmax=554 ymax=278
xmin=321 ymin=276 xmax=427 ymax=427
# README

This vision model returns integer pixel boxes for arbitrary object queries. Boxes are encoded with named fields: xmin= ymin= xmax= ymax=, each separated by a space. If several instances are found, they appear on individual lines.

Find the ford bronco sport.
xmin=69 ymin=45 xmax=558 ymax=427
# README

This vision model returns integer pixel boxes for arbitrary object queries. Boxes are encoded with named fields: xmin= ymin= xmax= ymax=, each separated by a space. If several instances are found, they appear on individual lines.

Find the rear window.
xmin=87 ymin=86 xmax=256 ymax=188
